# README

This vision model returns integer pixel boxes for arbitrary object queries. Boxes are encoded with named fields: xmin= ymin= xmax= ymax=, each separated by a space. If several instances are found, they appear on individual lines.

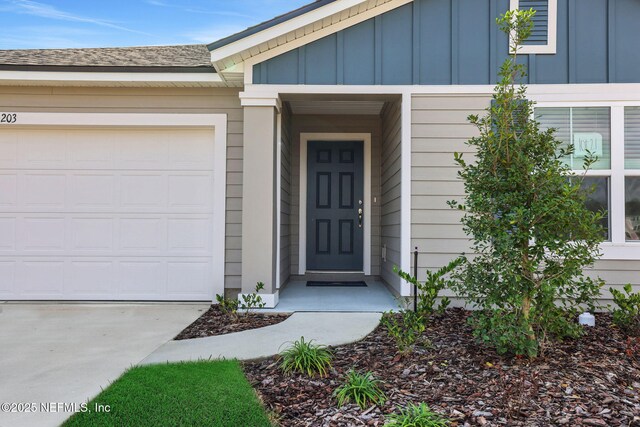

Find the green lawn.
xmin=63 ymin=360 xmax=272 ymax=427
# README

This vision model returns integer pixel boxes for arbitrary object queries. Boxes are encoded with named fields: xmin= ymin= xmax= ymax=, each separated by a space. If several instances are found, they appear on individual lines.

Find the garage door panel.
xmin=168 ymin=218 xmax=211 ymax=254
xmin=0 ymin=133 xmax=18 ymax=168
xmin=68 ymin=134 xmax=115 ymax=169
xmin=168 ymin=136 xmax=216 ymax=170
xmin=22 ymin=133 xmax=67 ymax=168
xmin=71 ymin=218 xmax=114 ymax=251
xmin=0 ymin=174 xmax=17 ymax=206
xmin=0 ymin=261 xmax=16 ymax=295
xmin=167 ymin=261 xmax=210 ymax=296
xmin=22 ymin=218 xmax=66 ymax=251
xmin=0 ymin=126 xmax=218 ymax=301
xmin=70 ymin=174 xmax=116 ymax=208
xmin=0 ymin=218 xmax=16 ymax=250
xmin=120 ymin=174 xmax=166 ymax=208
xmin=168 ymin=174 xmax=214 ymax=208
xmin=117 ymin=131 xmax=169 ymax=169
xmin=23 ymin=174 xmax=66 ymax=208
xmin=119 ymin=218 xmax=165 ymax=251
xmin=119 ymin=261 xmax=165 ymax=297
xmin=19 ymin=260 xmax=65 ymax=296
xmin=68 ymin=261 xmax=115 ymax=297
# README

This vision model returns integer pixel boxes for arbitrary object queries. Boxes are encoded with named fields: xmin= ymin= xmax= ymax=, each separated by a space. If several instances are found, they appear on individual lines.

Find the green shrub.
xmin=215 ymin=293 xmax=239 ymax=320
xmin=447 ymin=9 xmax=605 ymax=357
xmin=610 ymin=284 xmax=640 ymax=336
xmin=384 ymin=403 xmax=450 ymax=427
xmin=381 ymin=310 xmax=426 ymax=354
xmin=470 ymin=306 xmax=584 ymax=358
xmin=395 ymin=258 xmax=462 ymax=318
xmin=333 ymin=370 xmax=386 ymax=409
xmin=279 ymin=337 xmax=333 ymax=377
xmin=239 ymin=282 xmax=267 ymax=314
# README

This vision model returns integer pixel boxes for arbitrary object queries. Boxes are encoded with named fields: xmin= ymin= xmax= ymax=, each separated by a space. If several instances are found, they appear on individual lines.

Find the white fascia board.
xmin=0 ymin=112 xmax=226 ymax=127
xmin=242 ymin=83 xmax=640 ymax=98
xmin=0 ymin=70 xmax=223 ymax=85
xmin=210 ymin=0 xmax=370 ymax=64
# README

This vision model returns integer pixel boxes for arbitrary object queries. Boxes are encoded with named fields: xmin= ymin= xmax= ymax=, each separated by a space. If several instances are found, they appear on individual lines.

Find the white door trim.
xmin=299 ymin=133 xmax=372 ymax=275
xmin=0 ymin=112 xmax=227 ymax=300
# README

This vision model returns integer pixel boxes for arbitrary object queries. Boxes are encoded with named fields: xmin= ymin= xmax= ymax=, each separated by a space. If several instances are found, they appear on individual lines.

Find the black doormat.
xmin=306 ymin=281 xmax=367 ymax=287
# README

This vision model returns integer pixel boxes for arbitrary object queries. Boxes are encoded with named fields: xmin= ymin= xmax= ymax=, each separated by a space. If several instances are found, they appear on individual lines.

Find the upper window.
xmin=510 ymin=0 xmax=558 ymax=54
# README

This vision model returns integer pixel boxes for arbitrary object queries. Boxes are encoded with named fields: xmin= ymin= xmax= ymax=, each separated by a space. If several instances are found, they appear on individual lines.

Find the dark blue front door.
xmin=307 ymin=141 xmax=364 ymax=271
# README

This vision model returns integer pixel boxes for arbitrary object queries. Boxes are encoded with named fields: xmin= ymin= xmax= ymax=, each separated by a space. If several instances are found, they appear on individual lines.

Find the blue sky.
xmin=0 ymin=0 xmax=310 ymax=49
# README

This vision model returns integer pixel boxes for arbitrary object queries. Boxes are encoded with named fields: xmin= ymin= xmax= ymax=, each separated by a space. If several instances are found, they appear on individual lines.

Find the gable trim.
xmin=208 ymin=0 xmax=338 ymax=51
xmin=210 ymin=0 xmax=371 ymax=64
xmin=242 ymin=0 xmax=413 ymax=85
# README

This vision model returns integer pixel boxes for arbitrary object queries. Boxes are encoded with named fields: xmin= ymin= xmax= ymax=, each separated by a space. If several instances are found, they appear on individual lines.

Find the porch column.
xmin=241 ymin=100 xmax=280 ymax=307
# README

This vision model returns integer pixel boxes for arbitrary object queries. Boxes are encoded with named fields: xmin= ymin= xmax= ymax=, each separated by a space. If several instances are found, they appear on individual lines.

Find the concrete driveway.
xmin=0 ymin=303 xmax=208 ymax=427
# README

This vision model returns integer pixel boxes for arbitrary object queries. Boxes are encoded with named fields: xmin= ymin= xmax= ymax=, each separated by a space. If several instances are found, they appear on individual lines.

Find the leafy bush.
xmin=381 ymin=310 xmax=426 ymax=354
xmin=447 ymin=9 xmax=605 ymax=357
xmin=610 ymin=284 xmax=640 ymax=336
xmin=395 ymin=258 xmax=462 ymax=318
xmin=384 ymin=403 xmax=449 ymax=427
xmin=215 ymin=294 xmax=239 ymax=320
xmin=279 ymin=337 xmax=333 ymax=377
xmin=239 ymin=282 xmax=267 ymax=314
xmin=333 ymin=370 xmax=386 ymax=409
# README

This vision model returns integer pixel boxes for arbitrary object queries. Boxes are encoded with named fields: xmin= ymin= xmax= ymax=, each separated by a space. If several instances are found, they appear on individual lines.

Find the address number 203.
xmin=1 ymin=113 xmax=17 ymax=124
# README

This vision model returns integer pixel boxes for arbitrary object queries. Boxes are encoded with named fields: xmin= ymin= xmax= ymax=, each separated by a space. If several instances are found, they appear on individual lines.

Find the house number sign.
xmin=0 ymin=113 xmax=18 ymax=124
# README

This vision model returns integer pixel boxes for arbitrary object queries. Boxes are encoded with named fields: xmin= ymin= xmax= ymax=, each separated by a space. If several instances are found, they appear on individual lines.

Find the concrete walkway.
xmin=141 ymin=312 xmax=382 ymax=365
xmin=0 ymin=303 xmax=208 ymax=427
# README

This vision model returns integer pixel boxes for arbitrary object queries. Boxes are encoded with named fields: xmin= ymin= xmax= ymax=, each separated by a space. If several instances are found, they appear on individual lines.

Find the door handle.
xmin=358 ymin=203 xmax=363 ymax=228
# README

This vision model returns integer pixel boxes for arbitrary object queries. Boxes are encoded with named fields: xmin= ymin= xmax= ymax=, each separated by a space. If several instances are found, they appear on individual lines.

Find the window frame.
xmin=510 ymin=0 xmax=558 ymax=55
xmin=534 ymin=102 xmax=640 ymax=260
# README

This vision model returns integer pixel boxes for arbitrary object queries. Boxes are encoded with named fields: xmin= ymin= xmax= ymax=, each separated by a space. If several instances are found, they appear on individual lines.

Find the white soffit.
xmin=288 ymin=100 xmax=385 ymax=115
xmin=0 ymin=71 xmax=228 ymax=88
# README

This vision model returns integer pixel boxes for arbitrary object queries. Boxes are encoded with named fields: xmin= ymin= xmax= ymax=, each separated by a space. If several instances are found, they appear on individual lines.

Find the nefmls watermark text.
xmin=1 ymin=402 xmax=111 ymax=414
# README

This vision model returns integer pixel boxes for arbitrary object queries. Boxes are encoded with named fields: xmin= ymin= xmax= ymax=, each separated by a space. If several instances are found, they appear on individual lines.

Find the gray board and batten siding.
xmin=253 ymin=0 xmax=640 ymax=86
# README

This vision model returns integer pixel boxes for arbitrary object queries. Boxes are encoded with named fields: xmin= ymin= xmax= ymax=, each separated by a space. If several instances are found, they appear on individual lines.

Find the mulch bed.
xmin=174 ymin=305 xmax=290 ymax=340
xmin=244 ymin=309 xmax=640 ymax=426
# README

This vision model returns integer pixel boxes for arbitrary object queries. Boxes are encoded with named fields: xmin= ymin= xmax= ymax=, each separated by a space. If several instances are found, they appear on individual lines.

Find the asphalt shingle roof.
xmin=0 ymin=44 xmax=213 ymax=71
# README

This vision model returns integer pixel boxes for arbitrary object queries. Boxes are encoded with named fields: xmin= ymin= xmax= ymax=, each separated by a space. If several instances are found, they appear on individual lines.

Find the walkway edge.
xmin=140 ymin=312 xmax=382 ymax=365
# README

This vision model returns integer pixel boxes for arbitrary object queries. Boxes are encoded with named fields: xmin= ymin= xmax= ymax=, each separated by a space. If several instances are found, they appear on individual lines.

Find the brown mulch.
xmin=244 ymin=309 xmax=640 ymax=426
xmin=174 ymin=305 xmax=290 ymax=340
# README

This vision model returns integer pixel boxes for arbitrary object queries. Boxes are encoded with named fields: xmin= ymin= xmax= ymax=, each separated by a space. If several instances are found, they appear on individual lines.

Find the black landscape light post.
xmin=413 ymin=247 xmax=418 ymax=312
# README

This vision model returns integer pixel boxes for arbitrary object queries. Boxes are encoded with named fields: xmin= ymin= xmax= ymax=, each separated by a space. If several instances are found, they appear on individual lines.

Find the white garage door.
xmin=0 ymin=126 xmax=219 ymax=300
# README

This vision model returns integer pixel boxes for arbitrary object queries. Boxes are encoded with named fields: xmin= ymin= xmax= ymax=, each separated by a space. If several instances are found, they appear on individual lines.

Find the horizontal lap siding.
xmin=0 ymin=86 xmax=243 ymax=293
xmin=411 ymin=93 xmax=488 ymax=276
xmin=411 ymin=93 xmax=639 ymax=303
xmin=280 ymin=107 xmax=292 ymax=286
xmin=586 ymin=261 xmax=640 ymax=301
xmin=381 ymin=100 xmax=403 ymax=292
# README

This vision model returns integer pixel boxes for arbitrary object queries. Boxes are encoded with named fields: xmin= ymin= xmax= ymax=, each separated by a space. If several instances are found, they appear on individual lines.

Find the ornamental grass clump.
xmin=279 ymin=337 xmax=333 ymax=377
xmin=333 ymin=369 xmax=386 ymax=409
xmin=449 ymin=9 xmax=605 ymax=358
xmin=384 ymin=403 xmax=450 ymax=427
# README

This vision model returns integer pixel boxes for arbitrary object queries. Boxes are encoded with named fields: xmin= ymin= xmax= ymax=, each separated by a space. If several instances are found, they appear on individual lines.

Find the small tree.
xmin=449 ymin=9 xmax=605 ymax=357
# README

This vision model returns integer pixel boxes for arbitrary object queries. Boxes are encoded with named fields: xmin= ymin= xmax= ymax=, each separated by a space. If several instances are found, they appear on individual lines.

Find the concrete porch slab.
xmin=262 ymin=279 xmax=399 ymax=313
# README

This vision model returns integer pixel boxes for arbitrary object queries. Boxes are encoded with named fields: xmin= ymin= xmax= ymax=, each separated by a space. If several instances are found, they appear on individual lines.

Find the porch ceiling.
xmin=288 ymin=100 xmax=385 ymax=115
